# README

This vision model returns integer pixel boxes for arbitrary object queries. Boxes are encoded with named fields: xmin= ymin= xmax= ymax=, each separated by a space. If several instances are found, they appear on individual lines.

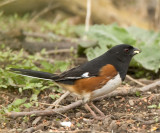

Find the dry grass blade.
xmin=126 ymin=75 xmax=145 ymax=87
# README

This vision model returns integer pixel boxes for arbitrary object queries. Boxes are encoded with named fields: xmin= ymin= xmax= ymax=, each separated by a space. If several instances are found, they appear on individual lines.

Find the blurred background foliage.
xmin=0 ymin=0 xmax=159 ymax=29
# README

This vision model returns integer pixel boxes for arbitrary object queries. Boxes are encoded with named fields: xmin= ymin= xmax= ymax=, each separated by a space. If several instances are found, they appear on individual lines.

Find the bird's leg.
xmin=84 ymin=103 xmax=105 ymax=120
xmin=90 ymin=102 xmax=105 ymax=117
xmin=83 ymin=95 xmax=105 ymax=120
xmin=84 ymin=103 xmax=103 ymax=120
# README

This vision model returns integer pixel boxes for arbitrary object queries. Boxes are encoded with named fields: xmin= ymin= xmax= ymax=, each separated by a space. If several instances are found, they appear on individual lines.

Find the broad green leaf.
xmin=134 ymin=45 xmax=160 ymax=72
xmin=12 ymin=98 xmax=27 ymax=107
xmin=75 ymin=24 xmax=160 ymax=72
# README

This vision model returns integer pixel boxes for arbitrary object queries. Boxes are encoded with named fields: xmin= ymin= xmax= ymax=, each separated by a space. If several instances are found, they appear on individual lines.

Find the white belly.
xmin=92 ymin=74 xmax=122 ymax=99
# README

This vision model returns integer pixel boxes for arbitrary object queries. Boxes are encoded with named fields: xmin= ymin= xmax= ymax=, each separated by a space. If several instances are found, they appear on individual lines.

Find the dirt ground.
xmin=1 ymin=77 xmax=160 ymax=133
xmin=0 ymin=54 xmax=160 ymax=133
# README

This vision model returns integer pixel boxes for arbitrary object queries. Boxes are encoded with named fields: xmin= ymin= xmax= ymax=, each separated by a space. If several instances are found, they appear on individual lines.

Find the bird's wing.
xmin=54 ymin=62 xmax=102 ymax=84
xmin=57 ymin=65 xmax=98 ymax=80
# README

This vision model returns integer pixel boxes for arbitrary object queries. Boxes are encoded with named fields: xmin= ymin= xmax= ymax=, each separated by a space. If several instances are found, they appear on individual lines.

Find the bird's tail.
xmin=10 ymin=68 xmax=59 ymax=80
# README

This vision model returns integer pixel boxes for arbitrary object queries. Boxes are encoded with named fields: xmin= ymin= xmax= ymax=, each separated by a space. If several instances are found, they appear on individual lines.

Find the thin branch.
xmin=23 ymin=32 xmax=70 ymax=41
xmin=30 ymin=3 xmax=60 ymax=22
xmin=23 ymin=121 xmax=51 ymax=133
xmin=44 ymin=49 xmax=74 ymax=54
xmin=0 ymin=0 xmax=17 ymax=8
xmin=6 ymin=80 xmax=160 ymax=118
xmin=50 ymin=91 xmax=70 ymax=108
xmin=7 ymin=100 xmax=83 ymax=118
xmin=23 ymin=31 xmax=79 ymax=42
xmin=126 ymin=75 xmax=145 ymax=86
xmin=134 ymin=117 xmax=160 ymax=125
xmin=140 ymin=80 xmax=160 ymax=92
xmin=85 ymin=0 xmax=91 ymax=32
xmin=34 ymin=102 xmax=58 ymax=106
xmin=32 ymin=91 xmax=70 ymax=125
xmin=155 ymin=0 xmax=160 ymax=29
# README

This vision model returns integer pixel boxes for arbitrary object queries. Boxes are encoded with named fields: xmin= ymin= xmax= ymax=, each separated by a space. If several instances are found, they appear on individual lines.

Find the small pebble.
xmin=71 ymin=126 xmax=76 ymax=130
xmin=109 ymin=120 xmax=118 ymax=131
xmin=60 ymin=121 xmax=72 ymax=127
xmin=119 ymin=97 xmax=125 ymax=102
xmin=76 ymin=112 xmax=81 ymax=118
xmin=129 ymin=100 xmax=134 ymax=106
xmin=147 ymin=91 xmax=152 ymax=94
xmin=103 ymin=116 xmax=112 ymax=125
xmin=118 ymin=123 xmax=128 ymax=132
xmin=143 ymin=98 xmax=147 ymax=102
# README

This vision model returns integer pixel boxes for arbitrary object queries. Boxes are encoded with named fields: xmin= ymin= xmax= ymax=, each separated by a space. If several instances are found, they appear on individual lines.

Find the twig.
xmin=44 ymin=49 xmax=74 ymax=54
xmin=32 ymin=117 xmax=42 ymax=126
xmin=30 ymin=3 xmax=60 ymax=22
xmin=134 ymin=117 xmax=160 ymax=125
xmin=23 ymin=32 xmax=69 ymax=41
xmin=85 ymin=0 xmax=91 ymax=32
xmin=33 ymin=91 xmax=69 ymax=107
xmin=34 ymin=102 xmax=59 ymax=106
xmin=0 ymin=0 xmax=17 ymax=8
xmin=32 ymin=91 xmax=70 ymax=125
xmin=155 ymin=0 xmax=160 ymax=29
xmin=7 ymin=80 xmax=160 ymax=118
xmin=49 ymin=91 xmax=70 ymax=108
xmin=23 ymin=31 xmax=79 ymax=42
xmin=23 ymin=32 xmax=50 ymax=39
xmin=140 ymin=80 xmax=160 ymax=92
xmin=7 ymin=100 xmax=83 ymax=118
xmin=23 ymin=121 xmax=51 ymax=133
xmin=126 ymin=75 xmax=145 ymax=86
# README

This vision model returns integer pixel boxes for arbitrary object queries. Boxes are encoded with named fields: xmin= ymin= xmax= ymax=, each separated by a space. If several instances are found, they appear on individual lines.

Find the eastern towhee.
xmin=11 ymin=44 xmax=141 ymax=119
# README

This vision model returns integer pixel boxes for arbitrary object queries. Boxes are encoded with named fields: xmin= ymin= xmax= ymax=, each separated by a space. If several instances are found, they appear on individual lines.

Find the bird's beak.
xmin=132 ymin=48 xmax=141 ymax=55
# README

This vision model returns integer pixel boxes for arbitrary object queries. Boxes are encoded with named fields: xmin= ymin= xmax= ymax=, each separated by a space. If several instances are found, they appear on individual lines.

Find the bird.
xmin=10 ymin=44 xmax=141 ymax=119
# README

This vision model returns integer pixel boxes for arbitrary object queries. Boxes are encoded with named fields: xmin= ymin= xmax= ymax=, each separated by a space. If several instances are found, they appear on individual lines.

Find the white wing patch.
xmin=81 ymin=72 xmax=89 ymax=78
xmin=61 ymin=72 xmax=90 ymax=80
xmin=65 ymin=77 xmax=81 ymax=79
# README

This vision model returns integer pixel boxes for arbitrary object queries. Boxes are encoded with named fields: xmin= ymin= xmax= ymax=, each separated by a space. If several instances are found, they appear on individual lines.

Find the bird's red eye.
xmin=124 ymin=48 xmax=129 ymax=53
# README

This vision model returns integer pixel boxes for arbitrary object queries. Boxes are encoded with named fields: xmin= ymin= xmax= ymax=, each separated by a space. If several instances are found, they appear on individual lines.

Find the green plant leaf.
xmin=49 ymin=94 xmax=60 ymax=100
xmin=12 ymin=98 xmax=27 ymax=107
xmin=49 ymin=94 xmax=56 ymax=100
xmin=148 ymin=104 xmax=157 ymax=109
xmin=23 ymin=103 xmax=32 ymax=108
xmin=134 ymin=45 xmax=160 ymax=72
xmin=30 ymin=94 xmax=38 ymax=101
xmin=135 ymin=91 xmax=141 ymax=97
xmin=75 ymin=24 xmax=160 ymax=72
